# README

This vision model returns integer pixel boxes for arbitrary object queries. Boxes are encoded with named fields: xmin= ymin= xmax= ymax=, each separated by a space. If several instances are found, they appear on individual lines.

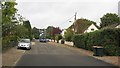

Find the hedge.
xmin=73 ymin=28 xmax=120 ymax=56
xmin=2 ymin=35 xmax=18 ymax=51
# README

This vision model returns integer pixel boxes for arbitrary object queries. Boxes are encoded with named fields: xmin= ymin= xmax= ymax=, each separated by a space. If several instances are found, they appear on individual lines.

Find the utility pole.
xmin=74 ymin=12 xmax=77 ymax=21
xmin=73 ymin=12 xmax=77 ymax=47
xmin=74 ymin=12 xmax=77 ymax=34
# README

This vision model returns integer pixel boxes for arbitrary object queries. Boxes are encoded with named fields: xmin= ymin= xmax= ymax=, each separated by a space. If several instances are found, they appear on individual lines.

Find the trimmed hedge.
xmin=73 ymin=28 xmax=120 ymax=56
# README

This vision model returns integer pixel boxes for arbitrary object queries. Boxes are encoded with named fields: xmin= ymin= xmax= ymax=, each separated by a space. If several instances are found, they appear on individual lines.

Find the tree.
xmin=2 ymin=2 xmax=17 ymax=24
xmin=14 ymin=25 xmax=29 ymax=39
xmin=64 ymin=28 xmax=74 ymax=41
xmin=23 ymin=20 xmax=32 ymax=40
xmin=100 ymin=13 xmax=120 ymax=28
xmin=2 ymin=2 xmax=18 ymax=37
xmin=46 ymin=26 xmax=54 ymax=39
xmin=55 ymin=34 xmax=62 ymax=43
xmin=46 ymin=26 xmax=62 ymax=41
xmin=52 ymin=27 xmax=62 ymax=42
xmin=2 ymin=1 xmax=19 ymax=49
xmin=2 ymin=1 xmax=32 ymax=50
xmin=32 ymin=27 xmax=40 ymax=39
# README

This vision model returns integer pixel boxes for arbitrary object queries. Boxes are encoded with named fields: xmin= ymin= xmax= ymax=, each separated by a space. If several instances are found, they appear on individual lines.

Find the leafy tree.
xmin=2 ymin=1 xmax=18 ymax=49
xmin=14 ymin=25 xmax=29 ymax=39
xmin=52 ymin=27 xmax=62 ymax=42
xmin=100 ymin=13 xmax=120 ymax=28
xmin=55 ymin=34 xmax=62 ymax=43
xmin=46 ymin=26 xmax=62 ymax=41
xmin=32 ymin=27 xmax=40 ymax=39
xmin=23 ymin=20 xmax=32 ymax=40
xmin=2 ymin=2 xmax=17 ymax=24
xmin=64 ymin=28 xmax=74 ymax=41
xmin=2 ymin=1 xmax=32 ymax=50
xmin=46 ymin=26 xmax=54 ymax=39
xmin=2 ymin=2 xmax=17 ymax=37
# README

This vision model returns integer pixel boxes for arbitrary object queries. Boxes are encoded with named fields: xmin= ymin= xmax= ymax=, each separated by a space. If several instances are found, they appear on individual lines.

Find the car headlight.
xmin=27 ymin=45 xmax=29 ymax=46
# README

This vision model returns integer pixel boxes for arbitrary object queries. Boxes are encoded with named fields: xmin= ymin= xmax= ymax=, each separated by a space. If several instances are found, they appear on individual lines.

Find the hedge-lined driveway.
xmin=15 ymin=40 xmax=116 ymax=67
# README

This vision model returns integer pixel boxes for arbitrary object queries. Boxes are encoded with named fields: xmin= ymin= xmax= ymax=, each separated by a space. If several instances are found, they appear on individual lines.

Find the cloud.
xmin=16 ymin=0 xmax=119 ymax=29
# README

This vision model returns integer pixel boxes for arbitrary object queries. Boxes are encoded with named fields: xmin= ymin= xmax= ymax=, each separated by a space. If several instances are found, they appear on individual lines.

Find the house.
xmin=116 ymin=24 xmax=120 ymax=28
xmin=84 ymin=24 xmax=98 ymax=33
xmin=61 ymin=29 xmax=66 ymax=36
xmin=102 ymin=23 xmax=120 ymax=29
xmin=73 ymin=19 xmax=99 ymax=34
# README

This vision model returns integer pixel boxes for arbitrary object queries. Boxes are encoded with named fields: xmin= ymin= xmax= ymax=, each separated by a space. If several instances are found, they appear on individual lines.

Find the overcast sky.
xmin=16 ymin=0 xmax=120 ymax=29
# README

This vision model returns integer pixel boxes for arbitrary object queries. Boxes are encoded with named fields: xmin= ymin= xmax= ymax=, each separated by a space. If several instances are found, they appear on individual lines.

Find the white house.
xmin=116 ymin=24 xmax=120 ymax=28
xmin=84 ymin=24 xmax=98 ymax=33
xmin=61 ymin=29 xmax=66 ymax=37
xmin=103 ymin=23 xmax=120 ymax=29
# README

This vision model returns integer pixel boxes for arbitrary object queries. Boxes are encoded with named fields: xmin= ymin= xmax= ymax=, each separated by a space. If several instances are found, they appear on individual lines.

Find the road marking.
xmin=22 ymin=50 xmax=25 ymax=53
xmin=14 ymin=50 xmax=25 ymax=66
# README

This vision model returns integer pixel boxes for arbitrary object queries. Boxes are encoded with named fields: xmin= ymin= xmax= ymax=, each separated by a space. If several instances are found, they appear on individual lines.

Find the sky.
xmin=16 ymin=0 xmax=120 ymax=29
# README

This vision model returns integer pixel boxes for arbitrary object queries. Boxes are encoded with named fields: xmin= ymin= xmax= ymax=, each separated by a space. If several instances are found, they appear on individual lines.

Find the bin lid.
xmin=93 ymin=46 xmax=103 ymax=48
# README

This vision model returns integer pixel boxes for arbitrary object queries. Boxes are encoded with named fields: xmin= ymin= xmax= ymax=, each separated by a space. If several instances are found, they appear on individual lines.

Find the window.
xmin=91 ymin=28 xmax=94 ymax=31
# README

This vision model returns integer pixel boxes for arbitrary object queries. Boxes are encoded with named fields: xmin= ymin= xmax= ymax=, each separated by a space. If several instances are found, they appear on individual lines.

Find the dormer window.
xmin=91 ymin=28 xmax=94 ymax=31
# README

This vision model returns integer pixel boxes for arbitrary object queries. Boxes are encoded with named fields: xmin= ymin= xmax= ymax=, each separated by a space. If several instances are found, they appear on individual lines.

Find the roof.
xmin=74 ymin=19 xmax=94 ymax=34
xmin=102 ymin=23 xmax=120 ymax=29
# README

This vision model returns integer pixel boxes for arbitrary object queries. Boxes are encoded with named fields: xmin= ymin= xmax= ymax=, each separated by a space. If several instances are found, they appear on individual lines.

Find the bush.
xmin=103 ymin=44 xmax=119 ymax=56
xmin=61 ymin=39 xmax=65 ymax=44
xmin=101 ymin=29 xmax=119 ymax=46
xmin=73 ymin=28 xmax=120 ymax=56
xmin=64 ymin=28 xmax=74 ymax=42
xmin=2 ymin=35 xmax=18 ymax=51
xmin=34 ymin=35 xmax=39 ymax=39
xmin=55 ymin=34 xmax=62 ymax=43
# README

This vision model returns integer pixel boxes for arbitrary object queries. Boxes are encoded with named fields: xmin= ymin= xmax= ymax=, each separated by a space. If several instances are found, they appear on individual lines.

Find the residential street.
xmin=2 ymin=1 xmax=120 ymax=68
xmin=14 ymin=40 xmax=116 ymax=67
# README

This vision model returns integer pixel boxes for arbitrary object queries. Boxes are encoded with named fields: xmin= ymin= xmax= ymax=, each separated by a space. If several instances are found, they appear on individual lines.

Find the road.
xmin=14 ymin=40 xmax=118 ymax=68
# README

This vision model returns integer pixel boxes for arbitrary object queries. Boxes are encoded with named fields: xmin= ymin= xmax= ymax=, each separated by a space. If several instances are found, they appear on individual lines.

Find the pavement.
xmin=2 ymin=46 xmax=25 ymax=66
xmin=2 ymin=41 xmax=35 ymax=66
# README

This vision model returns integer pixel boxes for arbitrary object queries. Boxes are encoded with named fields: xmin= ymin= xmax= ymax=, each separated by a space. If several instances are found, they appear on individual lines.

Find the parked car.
xmin=46 ymin=39 xmax=50 ymax=42
xmin=17 ymin=39 xmax=31 ymax=50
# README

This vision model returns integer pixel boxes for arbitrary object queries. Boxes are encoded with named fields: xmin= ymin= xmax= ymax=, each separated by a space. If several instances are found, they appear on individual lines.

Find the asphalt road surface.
xmin=14 ymin=40 xmax=118 ymax=68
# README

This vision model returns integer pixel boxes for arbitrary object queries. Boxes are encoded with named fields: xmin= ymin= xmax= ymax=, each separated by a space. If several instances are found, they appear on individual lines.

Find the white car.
xmin=17 ymin=39 xmax=31 ymax=50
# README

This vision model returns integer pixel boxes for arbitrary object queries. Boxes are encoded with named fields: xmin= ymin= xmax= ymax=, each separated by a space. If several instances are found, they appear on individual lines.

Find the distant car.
xmin=17 ymin=39 xmax=31 ymax=50
xmin=39 ymin=38 xmax=47 ymax=42
xmin=46 ymin=39 xmax=50 ymax=42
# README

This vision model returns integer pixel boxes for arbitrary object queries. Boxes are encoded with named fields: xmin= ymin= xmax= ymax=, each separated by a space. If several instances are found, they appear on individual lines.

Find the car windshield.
xmin=20 ymin=39 xmax=30 ymax=43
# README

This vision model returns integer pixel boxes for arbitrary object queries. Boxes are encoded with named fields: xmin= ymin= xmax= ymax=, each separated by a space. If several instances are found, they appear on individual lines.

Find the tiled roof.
xmin=74 ymin=19 xmax=93 ymax=34
xmin=102 ymin=23 xmax=120 ymax=29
